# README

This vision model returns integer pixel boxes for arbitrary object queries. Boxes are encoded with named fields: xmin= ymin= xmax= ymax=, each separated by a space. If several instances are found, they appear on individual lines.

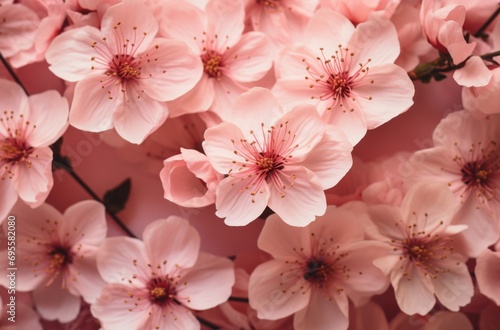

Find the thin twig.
xmin=0 ymin=52 xmax=29 ymax=95
xmin=474 ymin=4 xmax=500 ymax=38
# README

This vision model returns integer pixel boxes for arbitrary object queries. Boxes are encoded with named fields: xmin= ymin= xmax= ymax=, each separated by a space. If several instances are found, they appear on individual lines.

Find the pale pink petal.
xmin=179 ymin=252 xmax=234 ymax=310
xmin=349 ymin=11 xmax=400 ymax=66
xmin=67 ymin=245 xmax=106 ymax=304
xmin=400 ymin=181 xmax=458 ymax=230
xmin=26 ymin=90 xmax=69 ymax=147
xmin=320 ymin=103 xmax=368 ymax=146
xmin=354 ymin=64 xmax=415 ymax=129
xmin=96 ymin=237 xmax=150 ymax=283
xmin=223 ymin=32 xmax=273 ymax=83
xmin=140 ymin=38 xmax=203 ymax=102
xmin=341 ymin=241 xmax=390 ymax=297
xmin=267 ymin=166 xmax=326 ymax=227
xmin=298 ymin=127 xmax=352 ymax=189
xmin=158 ymin=0 xmax=206 ymax=54
xmin=394 ymin=265 xmax=436 ymax=315
xmin=69 ymin=76 xmax=117 ymax=132
xmin=112 ymin=91 xmax=169 ymax=144
xmin=437 ymin=20 xmax=475 ymax=64
xmin=249 ymin=260 xmax=310 ymax=320
xmin=215 ymin=176 xmax=270 ymax=226
xmin=272 ymin=79 xmax=318 ymax=112
xmin=13 ymin=147 xmax=53 ymax=207
xmin=202 ymin=122 xmax=246 ymax=174
xmin=143 ymin=217 xmax=200 ymax=272
xmin=4 ymin=301 xmax=42 ymax=329
xmin=91 ymin=283 xmax=150 ymax=329
xmin=33 ymin=279 xmax=81 ymax=323
xmin=210 ymin=75 xmax=247 ymax=121
xmin=229 ymin=87 xmax=283 ymax=134
xmin=0 ymin=79 xmax=29 ymax=123
xmin=305 ymin=8 xmax=354 ymax=55
xmin=143 ymin=304 xmax=199 ymax=330
xmin=273 ymin=44 xmax=319 ymax=81
xmin=426 ymin=311 xmax=474 ymax=330
xmin=431 ymin=258 xmax=473 ymax=311
xmin=100 ymin=0 xmax=158 ymax=55
xmin=0 ymin=180 xmax=18 ymax=222
xmin=205 ymin=0 xmax=245 ymax=50
xmin=167 ymin=76 xmax=215 ymax=117
xmin=45 ymin=25 xmax=103 ymax=81
xmin=475 ymin=249 xmax=500 ymax=305
xmin=294 ymin=290 xmax=348 ymax=330
xmin=462 ymin=68 xmax=500 ymax=114
xmin=0 ymin=4 xmax=39 ymax=57
xmin=367 ymin=204 xmax=404 ymax=241
xmin=257 ymin=213 xmax=313 ymax=259
xmin=182 ymin=148 xmax=222 ymax=187
xmin=58 ymin=200 xmax=107 ymax=247
xmin=453 ymin=56 xmax=492 ymax=87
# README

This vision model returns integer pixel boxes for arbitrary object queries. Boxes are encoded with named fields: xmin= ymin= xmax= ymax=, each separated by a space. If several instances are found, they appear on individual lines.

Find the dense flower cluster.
xmin=0 ymin=0 xmax=499 ymax=329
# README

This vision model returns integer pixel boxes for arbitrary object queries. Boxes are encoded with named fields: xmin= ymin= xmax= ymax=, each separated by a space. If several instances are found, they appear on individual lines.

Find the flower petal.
xmin=431 ymin=258 xmax=473 ymax=311
xmin=32 ymin=278 xmax=81 ymax=323
xmin=179 ymin=252 xmax=234 ymax=310
xmin=205 ymin=0 xmax=245 ymax=50
xmin=476 ymin=249 xmax=500 ymax=305
xmin=143 ymin=217 xmax=201 ymax=273
xmin=59 ymin=200 xmax=107 ymax=247
xmin=294 ymin=289 xmax=349 ymax=330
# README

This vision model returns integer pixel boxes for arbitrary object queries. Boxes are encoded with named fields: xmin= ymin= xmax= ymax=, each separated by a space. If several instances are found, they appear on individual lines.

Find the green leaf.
xmin=50 ymin=137 xmax=72 ymax=171
xmin=103 ymin=178 xmax=132 ymax=213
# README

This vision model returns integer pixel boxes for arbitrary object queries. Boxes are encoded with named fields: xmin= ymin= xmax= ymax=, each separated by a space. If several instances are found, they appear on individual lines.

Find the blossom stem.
xmin=228 ymin=296 xmax=249 ymax=303
xmin=65 ymin=169 xmax=137 ymax=238
xmin=0 ymin=52 xmax=29 ymax=95
xmin=474 ymin=4 xmax=500 ymax=38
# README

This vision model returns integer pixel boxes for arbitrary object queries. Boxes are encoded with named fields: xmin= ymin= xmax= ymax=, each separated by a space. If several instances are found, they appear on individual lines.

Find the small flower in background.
xmin=0 ymin=200 xmax=107 ymax=323
xmin=367 ymin=182 xmax=474 ymax=315
xmin=406 ymin=110 xmax=500 ymax=256
xmin=160 ymin=148 xmax=223 ymax=208
xmin=159 ymin=0 xmax=273 ymax=120
xmin=203 ymin=87 xmax=353 ymax=226
xmin=248 ymin=203 xmax=389 ymax=330
xmin=45 ymin=0 xmax=203 ymax=144
xmin=273 ymin=9 xmax=415 ymax=145
xmin=0 ymin=78 xmax=68 ymax=221
xmin=91 ymin=216 xmax=235 ymax=329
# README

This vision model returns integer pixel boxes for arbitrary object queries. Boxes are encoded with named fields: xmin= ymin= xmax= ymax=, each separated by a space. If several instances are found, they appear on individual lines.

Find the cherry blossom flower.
xmin=273 ymin=9 xmax=415 ymax=145
xmin=0 ymin=79 xmax=68 ymax=221
xmin=475 ymin=249 xmax=500 ymax=306
xmin=202 ymin=87 xmax=353 ymax=226
xmin=367 ymin=182 xmax=473 ymax=315
xmin=244 ymin=0 xmax=319 ymax=52
xmin=91 ymin=216 xmax=235 ymax=329
xmin=406 ymin=110 xmax=500 ymax=256
xmin=0 ymin=200 xmax=107 ymax=322
xmin=320 ymin=0 xmax=399 ymax=25
xmin=248 ymin=204 xmax=389 ymax=330
xmin=45 ymin=0 xmax=203 ymax=144
xmin=0 ymin=2 xmax=39 ymax=60
xmin=420 ymin=0 xmax=476 ymax=64
xmin=160 ymin=148 xmax=223 ymax=208
xmin=159 ymin=0 xmax=273 ymax=120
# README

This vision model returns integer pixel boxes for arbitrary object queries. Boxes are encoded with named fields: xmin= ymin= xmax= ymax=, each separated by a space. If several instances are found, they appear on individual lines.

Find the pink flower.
xmin=406 ymin=110 xmax=500 ymax=256
xmin=45 ymin=0 xmax=203 ymax=144
xmin=0 ymin=2 xmax=40 ymax=60
xmin=320 ymin=0 xmax=398 ymax=25
xmin=367 ymin=182 xmax=473 ymax=315
xmin=273 ymin=9 xmax=415 ymax=145
xmin=0 ymin=200 xmax=107 ymax=322
xmin=475 ymin=249 xmax=500 ymax=306
xmin=159 ymin=0 xmax=273 ymax=120
xmin=420 ymin=0 xmax=476 ymax=64
xmin=461 ymin=66 xmax=500 ymax=113
xmin=160 ymin=148 xmax=223 ymax=208
xmin=248 ymin=204 xmax=389 ymax=330
xmin=91 ymin=216 xmax=235 ymax=329
xmin=202 ymin=87 xmax=353 ymax=226
xmin=244 ymin=0 xmax=319 ymax=51
xmin=0 ymin=79 xmax=68 ymax=221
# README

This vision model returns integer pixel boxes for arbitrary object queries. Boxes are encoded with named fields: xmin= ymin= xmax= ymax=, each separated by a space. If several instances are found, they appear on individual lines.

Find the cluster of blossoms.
xmin=0 ymin=0 xmax=499 ymax=329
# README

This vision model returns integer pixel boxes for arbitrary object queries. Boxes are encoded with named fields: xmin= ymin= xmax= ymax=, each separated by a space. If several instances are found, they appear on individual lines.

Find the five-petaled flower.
xmin=45 ymin=0 xmax=203 ymax=144
xmin=202 ymin=87 xmax=353 ymax=226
